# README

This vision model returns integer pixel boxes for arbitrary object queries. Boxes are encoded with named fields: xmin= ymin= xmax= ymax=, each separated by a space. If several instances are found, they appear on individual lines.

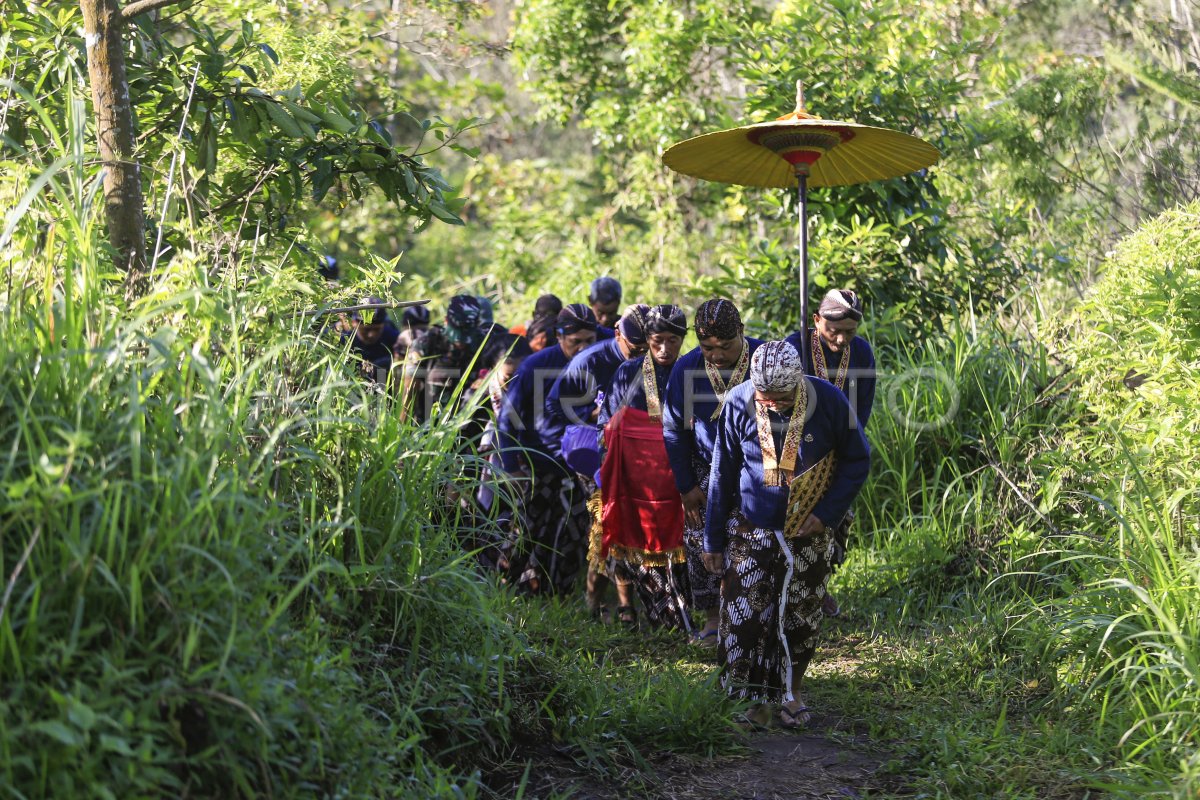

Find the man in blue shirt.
xmin=662 ymin=299 xmax=762 ymax=643
xmin=496 ymin=303 xmax=599 ymax=595
xmin=785 ymin=288 xmax=877 ymax=616
xmin=703 ymin=340 xmax=869 ymax=729
xmin=543 ymin=305 xmax=649 ymax=622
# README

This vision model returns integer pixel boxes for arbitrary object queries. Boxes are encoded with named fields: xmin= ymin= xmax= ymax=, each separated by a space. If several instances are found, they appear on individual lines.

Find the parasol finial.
xmin=795 ymin=80 xmax=805 ymax=114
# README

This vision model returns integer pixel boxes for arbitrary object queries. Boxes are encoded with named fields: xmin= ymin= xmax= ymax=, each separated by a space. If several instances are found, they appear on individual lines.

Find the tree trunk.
xmin=79 ymin=0 xmax=149 ymax=298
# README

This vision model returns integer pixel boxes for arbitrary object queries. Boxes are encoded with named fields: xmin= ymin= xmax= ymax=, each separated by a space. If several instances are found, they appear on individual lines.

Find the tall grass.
xmin=0 ymin=85 xmax=739 ymax=798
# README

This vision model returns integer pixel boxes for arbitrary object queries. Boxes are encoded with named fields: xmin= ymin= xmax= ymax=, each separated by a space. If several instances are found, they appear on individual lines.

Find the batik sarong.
xmin=718 ymin=513 xmax=832 ymax=703
xmin=600 ymin=406 xmax=690 ymax=629
xmin=607 ymin=557 xmax=692 ymax=630
xmin=683 ymin=452 xmax=722 ymax=612
xmin=503 ymin=462 xmax=590 ymax=595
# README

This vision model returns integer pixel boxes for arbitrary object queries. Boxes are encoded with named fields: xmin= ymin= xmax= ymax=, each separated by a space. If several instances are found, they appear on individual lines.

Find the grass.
xmin=4 ymin=56 xmax=1200 ymax=799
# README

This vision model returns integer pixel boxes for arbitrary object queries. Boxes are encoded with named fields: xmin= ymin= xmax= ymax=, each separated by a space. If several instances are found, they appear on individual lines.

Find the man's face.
xmin=616 ymin=332 xmax=648 ymax=361
xmin=591 ymin=299 xmax=621 ymax=328
xmin=814 ymin=314 xmax=859 ymax=354
xmin=355 ymin=321 xmax=385 ymax=346
xmin=755 ymin=388 xmax=797 ymax=413
xmin=647 ymin=332 xmax=683 ymax=367
xmin=559 ymin=329 xmax=597 ymax=358
xmin=699 ymin=330 xmax=744 ymax=370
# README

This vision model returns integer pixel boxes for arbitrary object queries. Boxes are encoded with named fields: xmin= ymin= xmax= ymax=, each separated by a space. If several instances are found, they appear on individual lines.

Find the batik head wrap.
xmin=476 ymin=296 xmax=495 ymax=328
xmin=445 ymin=295 xmax=484 ymax=347
xmin=817 ymin=288 xmax=863 ymax=322
xmin=556 ymin=303 xmax=599 ymax=334
xmin=750 ymin=340 xmax=803 ymax=393
xmin=693 ymin=298 xmax=742 ymax=341
xmin=351 ymin=297 xmax=388 ymax=325
xmin=615 ymin=303 xmax=651 ymax=345
xmin=645 ymin=304 xmax=687 ymax=337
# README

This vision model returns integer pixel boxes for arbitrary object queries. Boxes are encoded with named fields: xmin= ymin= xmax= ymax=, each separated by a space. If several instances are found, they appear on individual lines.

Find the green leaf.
xmin=31 ymin=720 xmax=83 ymax=747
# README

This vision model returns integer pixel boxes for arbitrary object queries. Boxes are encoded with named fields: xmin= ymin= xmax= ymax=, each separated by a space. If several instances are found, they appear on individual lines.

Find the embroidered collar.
xmin=811 ymin=330 xmax=849 ymax=390
xmin=705 ymin=337 xmax=750 ymax=421
xmin=755 ymin=382 xmax=808 ymax=487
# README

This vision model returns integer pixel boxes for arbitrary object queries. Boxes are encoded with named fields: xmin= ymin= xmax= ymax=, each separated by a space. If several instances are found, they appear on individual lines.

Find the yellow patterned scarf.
xmin=705 ymin=337 xmax=750 ymax=421
xmin=755 ymin=382 xmax=808 ymax=487
xmin=642 ymin=355 xmax=663 ymax=420
xmin=782 ymin=454 xmax=837 ymax=539
xmin=811 ymin=330 xmax=849 ymax=390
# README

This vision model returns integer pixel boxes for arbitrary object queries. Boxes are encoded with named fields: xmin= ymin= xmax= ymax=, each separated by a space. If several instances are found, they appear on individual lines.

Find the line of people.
xmin=343 ymin=278 xmax=877 ymax=729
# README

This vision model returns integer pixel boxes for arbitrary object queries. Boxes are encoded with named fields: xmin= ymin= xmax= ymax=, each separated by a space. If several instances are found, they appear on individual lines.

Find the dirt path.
xmin=522 ymin=711 xmax=895 ymax=799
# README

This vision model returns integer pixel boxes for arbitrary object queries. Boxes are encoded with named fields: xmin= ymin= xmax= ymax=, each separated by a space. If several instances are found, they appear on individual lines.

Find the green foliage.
xmin=0 ymin=78 xmax=737 ymax=796
xmin=1 ymin=2 xmax=467 ymax=265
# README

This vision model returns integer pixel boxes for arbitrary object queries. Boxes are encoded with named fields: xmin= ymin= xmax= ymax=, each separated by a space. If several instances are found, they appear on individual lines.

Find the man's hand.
xmin=702 ymin=552 xmax=725 ymax=575
xmin=681 ymin=487 xmax=705 ymax=528
xmin=796 ymin=513 xmax=826 ymax=538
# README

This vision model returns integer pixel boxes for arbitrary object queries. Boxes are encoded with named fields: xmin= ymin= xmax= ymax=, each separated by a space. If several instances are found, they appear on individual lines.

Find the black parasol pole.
xmin=796 ymin=166 xmax=810 ymax=375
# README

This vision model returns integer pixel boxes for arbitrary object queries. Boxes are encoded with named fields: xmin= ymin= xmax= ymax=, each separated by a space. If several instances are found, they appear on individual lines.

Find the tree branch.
xmin=120 ymin=0 xmax=191 ymax=21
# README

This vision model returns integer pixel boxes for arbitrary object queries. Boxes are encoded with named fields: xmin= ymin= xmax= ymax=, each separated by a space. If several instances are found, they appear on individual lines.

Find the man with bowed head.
xmin=703 ymin=340 xmax=870 ymax=729
xmin=496 ymin=303 xmax=600 ymax=595
xmin=662 ymin=299 xmax=763 ymax=643
xmin=543 ymin=304 xmax=651 ymax=622
xmin=786 ymin=288 xmax=877 ymax=616
xmin=589 ymin=276 xmax=623 ymax=338
xmin=597 ymin=304 xmax=691 ymax=629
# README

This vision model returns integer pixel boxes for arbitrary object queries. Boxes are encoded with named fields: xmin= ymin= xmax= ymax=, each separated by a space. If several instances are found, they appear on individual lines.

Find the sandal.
xmin=589 ymin=603 xmax=612 ymax=625
xmin=615 ymin=605 xmax=637 ymax=628
xmin=822 ymin=593 xmax=841 ymax=618
xmin=690 ymin=629 xmax=719 ymax=646
xmin=778 ymin=703 xmax=812 ymax=729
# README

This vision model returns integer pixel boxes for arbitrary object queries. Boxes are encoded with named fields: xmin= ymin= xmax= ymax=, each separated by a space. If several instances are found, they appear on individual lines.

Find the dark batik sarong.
xmin=683 ymin=453 xmax=722 ymax=612
xmin=504 ymin=463 xmax=590 ymax=595
xmin=718 ymin=513 xmax=833 ymax=704
xmin=608 ymin=557 xmax=692 ymax=631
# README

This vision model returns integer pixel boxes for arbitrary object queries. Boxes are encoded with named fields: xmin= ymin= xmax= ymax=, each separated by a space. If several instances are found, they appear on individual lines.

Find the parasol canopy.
xmin=661 ymin=82 xmax=940 ymax=372
xmin=663 ymin=83 xmax=940 ymax=187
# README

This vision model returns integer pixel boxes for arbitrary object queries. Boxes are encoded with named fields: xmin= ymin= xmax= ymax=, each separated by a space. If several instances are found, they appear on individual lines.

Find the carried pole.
xmin=796 ymin=165 xmax=810 ymax=375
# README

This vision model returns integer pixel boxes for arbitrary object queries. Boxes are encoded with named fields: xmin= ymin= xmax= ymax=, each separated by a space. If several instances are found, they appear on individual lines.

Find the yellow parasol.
xmin=663 ymin=82 xmax=940 ymax=369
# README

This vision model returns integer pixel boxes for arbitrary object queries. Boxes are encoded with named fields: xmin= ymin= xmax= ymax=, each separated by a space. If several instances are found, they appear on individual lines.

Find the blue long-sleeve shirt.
xmin=497 ymin=343 xmax=571 ymax=472
xmin=784 ymin=329 xmax=876 ymax=430
xmin=703 ymin=378 xmax=870 ymax=553
xmin=661 ymin=338 xmax=764 ymax=494
xmin=544 ymin=338 xmax=628 ymax=447
xmin=597 ymin=356 xmax=673 ymax=428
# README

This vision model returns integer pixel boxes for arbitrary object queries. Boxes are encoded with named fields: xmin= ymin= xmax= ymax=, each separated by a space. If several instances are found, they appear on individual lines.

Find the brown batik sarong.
xmin=683 ymin=452 xmax=722 ymax=612
xmin=717 ymin=513 xmax=833 ymax=704
xmin=503 ymin=463 xmax=590 ymax=595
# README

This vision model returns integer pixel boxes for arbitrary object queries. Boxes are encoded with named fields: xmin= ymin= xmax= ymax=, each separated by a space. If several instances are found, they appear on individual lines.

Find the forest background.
xmin=1 ymin=0 xmax=1199 ymax=797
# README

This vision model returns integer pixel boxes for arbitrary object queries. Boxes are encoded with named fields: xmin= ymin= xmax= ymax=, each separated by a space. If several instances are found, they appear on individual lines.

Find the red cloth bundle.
xmin=600 ymin=407 xmax=685 ymax=562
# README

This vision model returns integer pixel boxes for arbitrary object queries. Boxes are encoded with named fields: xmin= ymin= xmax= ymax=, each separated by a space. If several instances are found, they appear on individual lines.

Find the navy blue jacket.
xmin=784 ymin=329 xmax=876 ymax=430
xmin=497 ymin=344 xmax=571 ymax=473
xmin=703 ymin=378 xmax=870 ymax=553
xmin=662 ymin=338 xmax=763 ymax=494
xmin=544 ymin=338 xmax=628 ymax=444
xmin=598 ymin=356 xmax=673 ymax=429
